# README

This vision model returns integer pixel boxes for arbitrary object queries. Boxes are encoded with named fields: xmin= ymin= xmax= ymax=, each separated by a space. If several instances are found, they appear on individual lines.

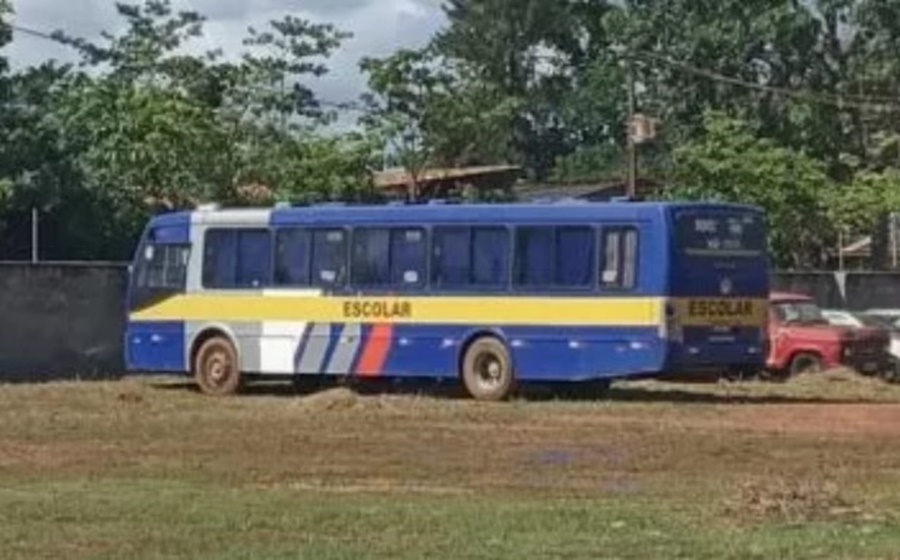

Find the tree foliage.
xmin=360 ymin=46 xmax=519 ymax=198
xmin=669 ymin=112 xmax=834 ymax=268
xmin=355 ymin=0 xmax=900 ymax=267
xmin=6 ymin=0 xmax=900 ymax=266
xmin=0 ymin=0 xmax=376 ymax=259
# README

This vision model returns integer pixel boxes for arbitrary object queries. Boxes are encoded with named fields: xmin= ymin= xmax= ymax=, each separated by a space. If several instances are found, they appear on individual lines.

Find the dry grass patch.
xmin=727 ymin=477 xmax=862 ymax=523
xmin=1 ymin=372 xmax=900 ymax=557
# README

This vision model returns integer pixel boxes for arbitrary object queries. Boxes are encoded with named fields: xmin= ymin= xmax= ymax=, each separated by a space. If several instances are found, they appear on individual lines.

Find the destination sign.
xmin=673 ymin=298 xmax=766 ymax=327
xmin=687 ymin=299 xmax=754 ymax=319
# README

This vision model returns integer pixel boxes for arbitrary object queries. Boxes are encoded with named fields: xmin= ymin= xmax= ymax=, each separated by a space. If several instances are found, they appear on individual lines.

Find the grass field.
xmin=2 ymin=371 xmax=900 ymax=559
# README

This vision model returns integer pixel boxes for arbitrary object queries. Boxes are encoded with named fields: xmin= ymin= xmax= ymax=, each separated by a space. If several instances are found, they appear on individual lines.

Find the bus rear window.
xmin=675 ymin=211 xmax=765 ymax=257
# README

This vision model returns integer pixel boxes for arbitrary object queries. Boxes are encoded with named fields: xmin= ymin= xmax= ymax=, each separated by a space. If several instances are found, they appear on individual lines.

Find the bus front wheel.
xmin=194 ymin=336 xmax=242 ymax=396
xmin=461 ymin=337 xmax=515 ymax=401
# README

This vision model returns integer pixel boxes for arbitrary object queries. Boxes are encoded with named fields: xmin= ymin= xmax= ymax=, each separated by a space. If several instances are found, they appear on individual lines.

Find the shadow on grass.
xmin=145 ymin=375 xmax=897 ymax=406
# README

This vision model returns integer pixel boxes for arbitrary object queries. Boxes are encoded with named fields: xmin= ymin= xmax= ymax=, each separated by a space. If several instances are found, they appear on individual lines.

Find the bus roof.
xmin=148 ymin=200 xmax=764 ymax=228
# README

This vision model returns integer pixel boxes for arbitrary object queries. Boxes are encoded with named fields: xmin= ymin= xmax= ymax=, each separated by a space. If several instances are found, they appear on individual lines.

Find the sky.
xmin=3 ymin=0 xmax=447 ymax=126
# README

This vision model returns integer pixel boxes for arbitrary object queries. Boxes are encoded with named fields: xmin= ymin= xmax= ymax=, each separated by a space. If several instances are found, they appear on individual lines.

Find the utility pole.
xmin=31 ymin=206 xmax=39 ymax=263
xmin=626 ymin=56 xmax=637 ymax=199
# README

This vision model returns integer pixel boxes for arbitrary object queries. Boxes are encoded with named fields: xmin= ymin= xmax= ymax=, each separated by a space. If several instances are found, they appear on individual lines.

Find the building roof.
xmin=514 ymin=178 xmax=664 ymax=202
xmin=372 ymin=165 xmax=521 ymax=192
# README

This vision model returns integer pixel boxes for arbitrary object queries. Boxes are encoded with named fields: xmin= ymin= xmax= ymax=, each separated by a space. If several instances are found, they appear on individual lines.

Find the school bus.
xmin=125 ymin=200 xmax=769 ymax=400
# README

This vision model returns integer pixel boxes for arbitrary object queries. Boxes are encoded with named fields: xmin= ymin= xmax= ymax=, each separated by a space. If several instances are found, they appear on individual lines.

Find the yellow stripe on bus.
xmin=130 ymin=294 xmax=770 ymax=328
xmin=130 ymin=294 xmax=666 ymax=327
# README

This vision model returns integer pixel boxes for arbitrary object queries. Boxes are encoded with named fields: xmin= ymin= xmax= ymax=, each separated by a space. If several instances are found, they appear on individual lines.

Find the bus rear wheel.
xmin=461 ymin=337 xmax=515 ymax=401
xmin=194 ymin=336 xmax=242 ymax=396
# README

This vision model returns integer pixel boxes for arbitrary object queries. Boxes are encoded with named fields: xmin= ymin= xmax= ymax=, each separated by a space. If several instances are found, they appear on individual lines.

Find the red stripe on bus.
xmin=356 ymin=324 xmax=393 ymax=377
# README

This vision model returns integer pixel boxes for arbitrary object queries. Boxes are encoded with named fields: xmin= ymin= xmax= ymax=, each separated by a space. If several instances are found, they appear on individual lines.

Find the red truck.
xmin=767 ymin=292 xmax=891 ymax=376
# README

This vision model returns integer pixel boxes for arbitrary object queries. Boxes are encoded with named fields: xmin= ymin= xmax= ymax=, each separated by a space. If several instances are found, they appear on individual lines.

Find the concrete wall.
xmin=773 ymin=272 xmax=900 ymax=310
xmin=0 ymin=262 xmax=128 ymax=381
xmin=2 ymin=264 xmax=900 ymax=381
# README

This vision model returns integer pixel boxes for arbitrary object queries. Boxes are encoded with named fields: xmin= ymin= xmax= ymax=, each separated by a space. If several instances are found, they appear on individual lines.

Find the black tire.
xmin=788 ymin=352 xmax=823 ymax=376
xmin=194 ymin=336 xmax=242 ymax=396
xmin=461 ymin=337 xmax=515 ymax=401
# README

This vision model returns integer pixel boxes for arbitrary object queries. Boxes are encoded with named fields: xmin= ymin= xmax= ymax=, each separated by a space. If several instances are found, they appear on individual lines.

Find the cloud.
xmin=3 ymin=0 xmax=446 ymax=113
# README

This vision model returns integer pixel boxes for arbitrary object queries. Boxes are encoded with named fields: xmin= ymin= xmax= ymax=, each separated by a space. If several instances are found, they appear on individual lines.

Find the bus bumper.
xmin=664 ymin=342 xmax=766 ymax=375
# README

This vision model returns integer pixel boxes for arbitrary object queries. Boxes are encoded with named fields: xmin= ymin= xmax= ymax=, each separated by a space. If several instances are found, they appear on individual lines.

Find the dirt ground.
xmin=0 ymin=369 xmax=898 ymax=495
xmin=1 ymin=369 xmax=900 ymax=558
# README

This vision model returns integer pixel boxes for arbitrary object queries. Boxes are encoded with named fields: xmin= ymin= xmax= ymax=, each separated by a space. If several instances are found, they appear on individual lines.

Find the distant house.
xmin=373 ymin=165 xmax=522 ymax=201
xmin=514 ymin=177 xmax=664 ymax=202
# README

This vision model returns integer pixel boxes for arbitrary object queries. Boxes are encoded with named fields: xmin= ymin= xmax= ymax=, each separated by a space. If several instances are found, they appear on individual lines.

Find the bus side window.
xmin=432 ymin=227 xmax=509 ymax=289
xmin=515 ymin=226 xmax=594 ymax=289
xmin=515 ymin=227 xmax=554 ymax=287
xmin=600 ymin=227 xmax=639 ymax=290
xmin=390 ymin=228 xmax=426 ymax=287
xmin=202 ymin=229 xmax=272 ymax=289
xmin=352 ymin=228 xmax=391 ymax=286
xmin=203 ymin=230 xmax=237 ymax=288
xmin=275 ymin=229 xmax=311 ymax=286
xmin=236 ymin=230 xmax=272 ymax=288
xmin=556 ymin=227 xmax=594 ymax=287
xmin=311 ymin=229 xmax=347 ymax=287
xmin=472 ymin=227 xmax=510 ymax=288
xmin=432 ymin=227 xmax=470 ymax=288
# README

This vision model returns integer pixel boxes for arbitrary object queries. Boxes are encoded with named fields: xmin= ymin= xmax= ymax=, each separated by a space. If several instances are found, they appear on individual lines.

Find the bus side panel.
xmin=370 ymin=325 xmax=666 ymax=382
xmin=508 ymin=326 xmax=666 ymax=381
xmin=126 ymin=321 xmax=187 ymax=373
xmin=374 ymin=325 xmax=461 ymax=378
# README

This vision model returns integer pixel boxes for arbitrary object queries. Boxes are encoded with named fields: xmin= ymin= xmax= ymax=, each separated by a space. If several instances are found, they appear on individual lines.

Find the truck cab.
xmin=767 ymin=292 xmax=890 ymax=376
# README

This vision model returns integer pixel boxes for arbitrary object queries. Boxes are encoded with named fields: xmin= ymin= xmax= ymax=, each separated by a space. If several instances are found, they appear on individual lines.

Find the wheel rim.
xmin=202 ymin=346 xmax=234 ymax=389
xmin=473 ymin=351 xmax=505 ymax=392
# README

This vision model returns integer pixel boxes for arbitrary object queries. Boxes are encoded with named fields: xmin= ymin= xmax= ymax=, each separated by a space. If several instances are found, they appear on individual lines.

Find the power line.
xmin=9 ymin=23 xmax=369 ymax=113
xmin=10 ymin=24 xmax=61 ymax=43
xmin=632 ymin=49 xmax=900 ymax=113
xmin=18 ymin=20 xmax=900 ymax=113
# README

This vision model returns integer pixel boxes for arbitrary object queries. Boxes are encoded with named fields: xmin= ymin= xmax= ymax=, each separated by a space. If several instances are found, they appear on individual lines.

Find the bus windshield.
xmin=674 ymin=210 xmax=766 ymax=257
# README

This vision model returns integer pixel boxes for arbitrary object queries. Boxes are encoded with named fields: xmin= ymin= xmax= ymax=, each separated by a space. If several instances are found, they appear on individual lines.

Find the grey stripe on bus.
xmin=237 ymin=322 xmax=264 ymax=372
xmin=325 ymin=323 xmax=362 ymax=375
xmin=296 ymin=323 xmax=332 ymax=374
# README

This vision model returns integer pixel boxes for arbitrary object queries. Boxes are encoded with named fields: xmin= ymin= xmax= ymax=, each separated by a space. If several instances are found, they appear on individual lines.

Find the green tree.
xmin=237 ymin=16 xmax=350 ymax=129
xmin=0 ymin=0 xmax=10 ymax=70
xmin=669 ymin=112 xmax=835 ymax=268
xmin=436 ymin=0 xmax=614 ymax=178
xmin=361 ymin=47 xmax=520 ymax=198
xmin=0 ymin=0 xmax=375 ymax=259
xmin=825 ymin=170 xmax=900 ymax=236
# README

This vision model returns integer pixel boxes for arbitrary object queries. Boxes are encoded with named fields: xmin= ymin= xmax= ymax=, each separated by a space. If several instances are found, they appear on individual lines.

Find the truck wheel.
xmin=461 ymin=337 xmax=515 ymax=401
xmin=194 ymin=336 xmax=242 ymax=396
xmin=789 ymin=352 xmax=823 ymax=376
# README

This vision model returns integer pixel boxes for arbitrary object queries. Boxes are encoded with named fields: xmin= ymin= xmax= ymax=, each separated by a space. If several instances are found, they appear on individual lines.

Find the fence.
xmin=1 ymin=264 xmax=900 ymax=381
xmin=0 ymin=262 xmax=127 ymax=381
xmin=772 ymin=272 xmax=900 ymax=310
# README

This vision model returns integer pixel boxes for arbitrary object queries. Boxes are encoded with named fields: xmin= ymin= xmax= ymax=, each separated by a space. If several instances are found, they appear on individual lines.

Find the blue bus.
xmin=125 ymin=200 xmax=770 ymax=400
